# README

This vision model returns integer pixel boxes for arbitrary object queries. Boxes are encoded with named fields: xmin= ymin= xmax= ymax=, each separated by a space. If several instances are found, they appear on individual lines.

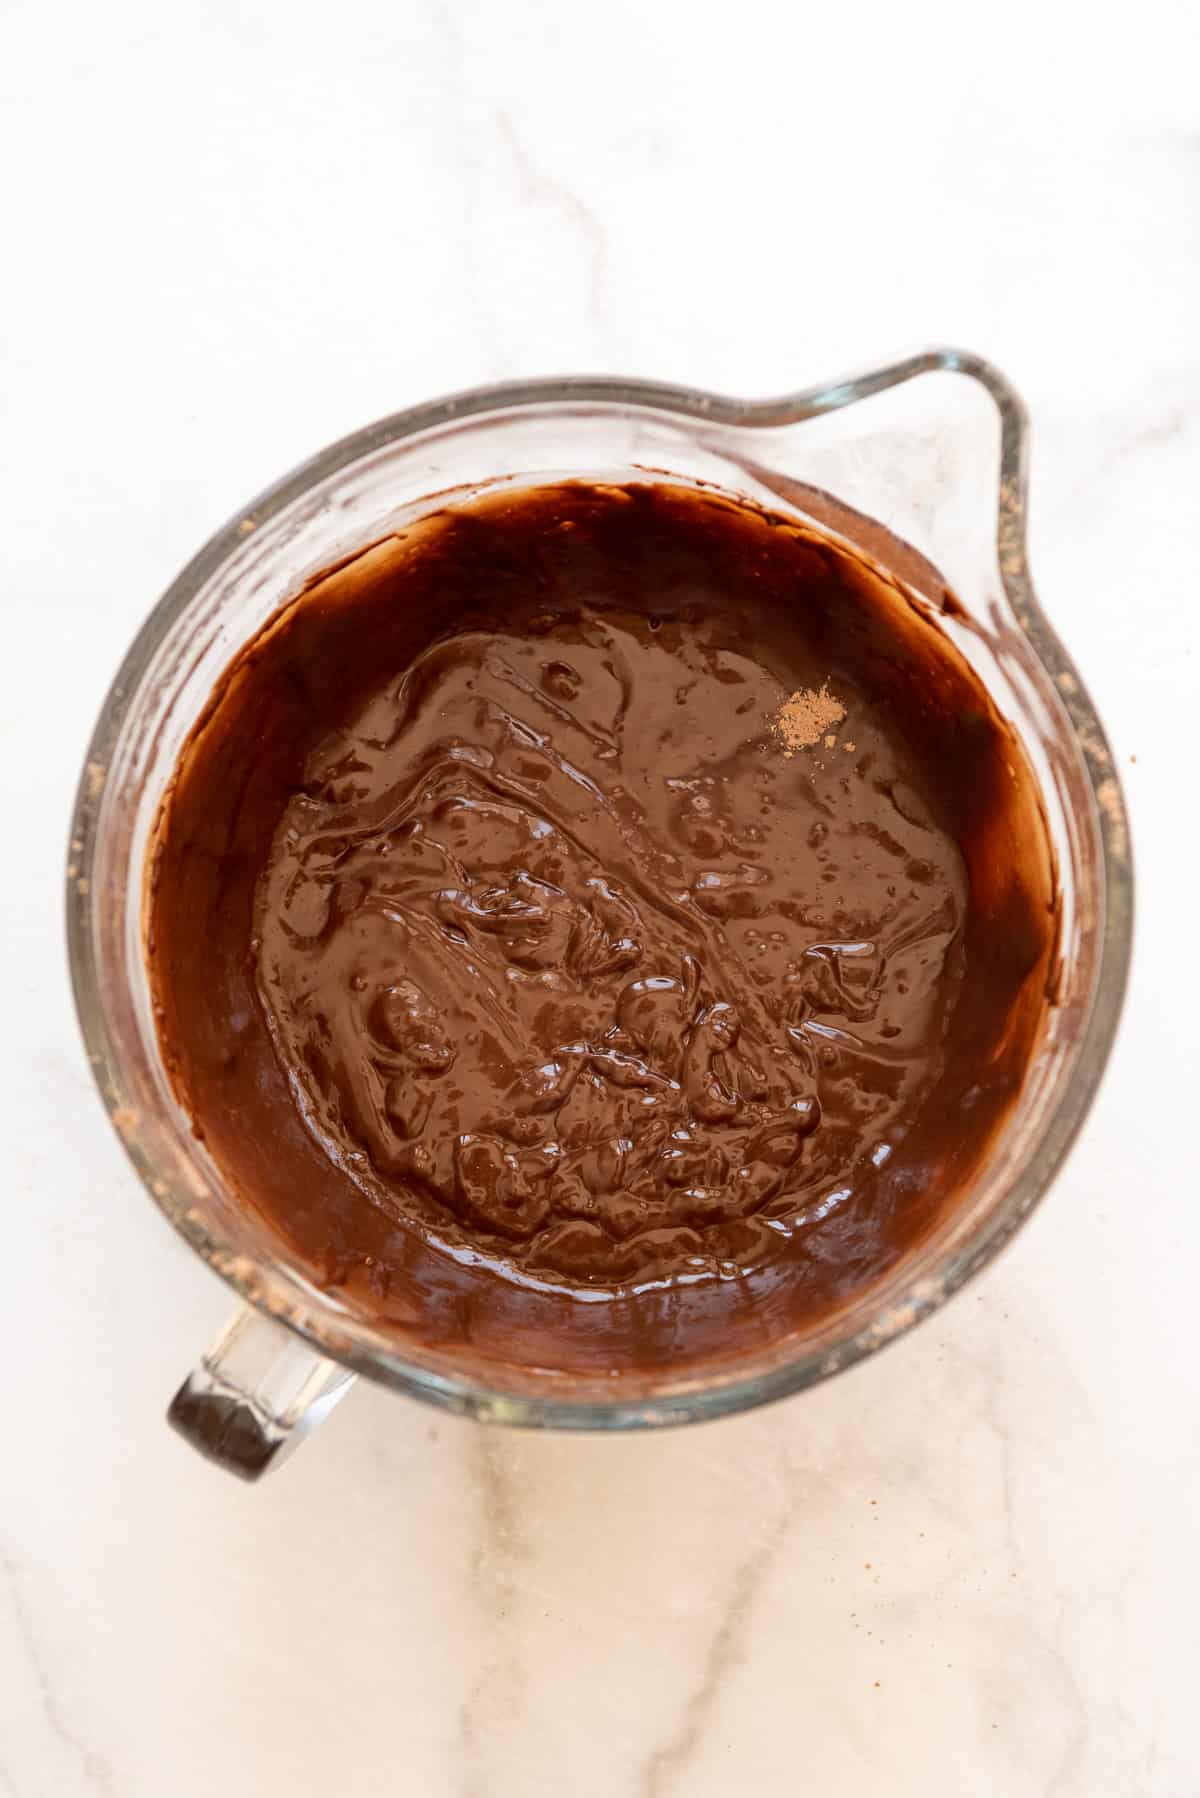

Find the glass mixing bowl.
xmin=67 ymin=350 xmax=1132 ymax=1477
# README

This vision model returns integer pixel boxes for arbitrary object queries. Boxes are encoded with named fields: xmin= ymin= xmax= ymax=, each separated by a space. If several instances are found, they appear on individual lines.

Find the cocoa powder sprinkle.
xmin=774 ymin=682 xmax=846 ymax=755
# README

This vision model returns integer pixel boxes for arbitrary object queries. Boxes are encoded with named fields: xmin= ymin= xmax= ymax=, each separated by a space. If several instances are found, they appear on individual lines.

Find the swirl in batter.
xmin=258 ymin=601 xmax=964 ymax=1285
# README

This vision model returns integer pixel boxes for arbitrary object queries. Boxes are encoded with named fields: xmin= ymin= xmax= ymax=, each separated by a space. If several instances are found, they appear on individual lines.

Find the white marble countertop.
xmin=2 ymin=3 xmax=1198 ymax=1793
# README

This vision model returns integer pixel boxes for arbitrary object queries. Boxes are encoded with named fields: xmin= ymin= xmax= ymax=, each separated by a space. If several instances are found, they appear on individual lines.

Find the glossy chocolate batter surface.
xmin=148 ymin=481 xmax=1054 ymax=1374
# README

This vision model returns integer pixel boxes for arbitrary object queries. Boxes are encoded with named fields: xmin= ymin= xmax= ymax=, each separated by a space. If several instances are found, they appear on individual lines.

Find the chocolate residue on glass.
xmin=147 ymin=481 xmax=1056 ymax=1376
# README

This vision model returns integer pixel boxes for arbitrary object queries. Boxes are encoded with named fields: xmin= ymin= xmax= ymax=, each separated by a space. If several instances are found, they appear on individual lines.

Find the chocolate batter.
xmin=148 ymin=481 xmax=1055 ymax=1376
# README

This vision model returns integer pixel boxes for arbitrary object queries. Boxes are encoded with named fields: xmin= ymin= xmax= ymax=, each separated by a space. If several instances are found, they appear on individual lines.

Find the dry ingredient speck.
xmin=774 ymin=682 xmax=846 ymax=755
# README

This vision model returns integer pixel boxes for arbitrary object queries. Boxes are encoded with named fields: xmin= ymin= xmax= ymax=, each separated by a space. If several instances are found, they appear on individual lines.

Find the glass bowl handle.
xmin=167 ymin=1305 xmax=356 ymax=1480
